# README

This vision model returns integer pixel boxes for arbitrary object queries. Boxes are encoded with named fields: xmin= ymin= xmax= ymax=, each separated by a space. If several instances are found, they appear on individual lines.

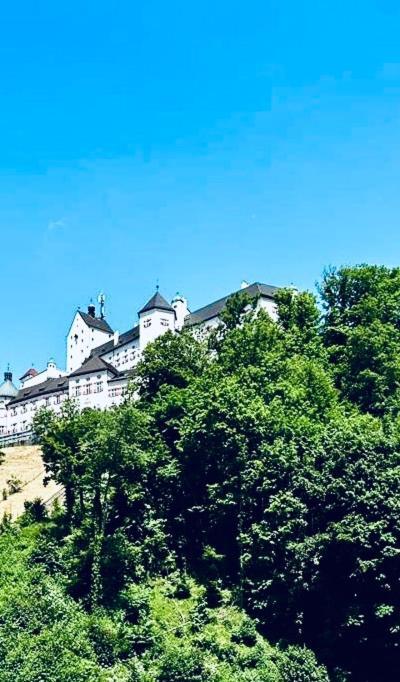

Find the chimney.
xmin=113 ymin=330 xmax=120 ymax=346
xmin=88 ymin=304 xmax=96 ymax=317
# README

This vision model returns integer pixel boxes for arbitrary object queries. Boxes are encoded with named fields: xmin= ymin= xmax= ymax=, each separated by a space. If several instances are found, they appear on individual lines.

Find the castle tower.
xmin=0 ymin=368 xmax=18 ymax=403
xmin=138 ymin=288 xmax=176 ymax=350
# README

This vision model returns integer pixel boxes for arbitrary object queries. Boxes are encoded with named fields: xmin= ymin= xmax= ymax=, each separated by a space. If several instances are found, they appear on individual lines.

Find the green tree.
xmin=320 ymin=265 xmax=400 ymax=414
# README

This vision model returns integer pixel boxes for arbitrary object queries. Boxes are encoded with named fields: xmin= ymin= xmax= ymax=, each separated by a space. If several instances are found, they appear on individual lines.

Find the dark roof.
xmin=8 ymin=377 xmax=69 ymax=406
xmin=19 ymin=368 xmax=39 ymax=381
xmin=109 ymin=369 xmax=135 ymax=383
xmin=90 ymin=325 xmax=140 ymax=358
xmin=69 ymin=355 xmax=119 ymax=378
xmin=138 ymin=290 xmax=175 ymax=315
xmin=78 ymin=311 xmax=114 ymax=334
xmin=184 ymin=282 xmax=279 ymax=327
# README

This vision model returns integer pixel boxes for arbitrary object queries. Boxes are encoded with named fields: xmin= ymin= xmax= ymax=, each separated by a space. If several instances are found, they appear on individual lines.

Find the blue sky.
xmin=2 ymin=0 xmax=400 ymax=379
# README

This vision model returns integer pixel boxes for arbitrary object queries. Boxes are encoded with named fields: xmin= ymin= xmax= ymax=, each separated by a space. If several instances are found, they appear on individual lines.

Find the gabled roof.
xmin=90 ymin=325 xmax=140 ymax=358
xmin=69 ymin=355 xmax=119 ymax=378
xmin=138 ymin=290 xmax=174 ymax=315
xmin=78 ymin=311 xmax=114 ymax=334
xmin=19 ymin=368 xmax=39 ymax=381
xmin=184 ymin=282 xmax=279 ymax=327
xmin=7 ymin=377 xmax=69 ymax=406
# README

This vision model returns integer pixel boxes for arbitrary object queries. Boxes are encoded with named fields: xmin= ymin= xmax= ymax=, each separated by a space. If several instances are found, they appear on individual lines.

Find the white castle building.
xmin=0 ymin=281 xmax=278 ymax=444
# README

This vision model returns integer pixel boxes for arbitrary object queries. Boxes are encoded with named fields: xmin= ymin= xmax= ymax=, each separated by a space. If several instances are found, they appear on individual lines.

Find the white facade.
xmin=1 ymin=379 xmax=68 ymax=438
xmin=0 ymin=282 xmax=280 ymax=443
xmin=139 ymin=308 xmax=176 ymax=349
xmin=67 ymin=308 xmax=114 ymax=373
xmin=69 ymin=368 xmax=115 ymax=411
xmin=21 ymin=360 xmax=66 ymax=388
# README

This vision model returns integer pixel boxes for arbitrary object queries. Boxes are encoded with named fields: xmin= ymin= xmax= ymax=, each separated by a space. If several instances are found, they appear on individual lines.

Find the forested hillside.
xmin=1 ymin=264 xmax=400 ymax=681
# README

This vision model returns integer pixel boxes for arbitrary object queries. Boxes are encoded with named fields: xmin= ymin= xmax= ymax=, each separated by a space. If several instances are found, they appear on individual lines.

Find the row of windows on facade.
xmin=2 ymin=421 xmax=33 ymax=434
xmin=6 ymin=384 xmax=128 ymax=418
xmin=0 ymin=388 xmax=129 ymax=434
xmin=70 ymin=346 xmax=138 ymax=365
xmin=72 ymin=382 xmax=103 ymax=397
xmin=102 ymin=346 xmax=139 ymax=366
xmin=9 ymin=394 xmax=65 ymax=416
xmin=143 ymin=318 xmax=170 ymax=329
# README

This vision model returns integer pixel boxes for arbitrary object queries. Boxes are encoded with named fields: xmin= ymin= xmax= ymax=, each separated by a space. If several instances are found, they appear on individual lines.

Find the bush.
xmin=231 ymin=616 xmax=258 ymax=647
xmin=7 ymin=477 xmax=22 ymax=494
xmin=158 ymin=645 xmax=205 ymax=682
xmin=23 ymin=498 xmax=48 ymax=523
xmin=278 ymin=646 xmax=330 ymax=682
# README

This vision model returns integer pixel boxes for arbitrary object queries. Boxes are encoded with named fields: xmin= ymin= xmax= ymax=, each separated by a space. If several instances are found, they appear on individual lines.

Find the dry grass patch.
xmin=0 ymin=445 xmax=61 ymax=519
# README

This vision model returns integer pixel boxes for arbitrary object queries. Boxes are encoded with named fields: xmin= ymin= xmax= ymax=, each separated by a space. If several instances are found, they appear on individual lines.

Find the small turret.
xmin=46 ymin=358 xmax=58 ymax=378
xmin=171 ymin=292 xmax=189 ymax=330
xmin=0 ymin=367 xmax=18 ymax=401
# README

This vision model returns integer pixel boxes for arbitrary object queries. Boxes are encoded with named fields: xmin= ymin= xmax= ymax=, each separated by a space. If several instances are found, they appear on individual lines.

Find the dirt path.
xmin=0 ymin=445 xmax=61 ymax=520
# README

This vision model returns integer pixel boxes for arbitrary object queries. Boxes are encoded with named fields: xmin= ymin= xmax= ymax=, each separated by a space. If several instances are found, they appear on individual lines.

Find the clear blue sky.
xmin=2 ymin=0 xmax=400 ymax=379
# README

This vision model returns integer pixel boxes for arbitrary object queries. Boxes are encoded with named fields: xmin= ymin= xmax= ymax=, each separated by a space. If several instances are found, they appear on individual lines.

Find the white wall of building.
xmin=67 ymin=313 xmax=113 ymax=373
xmin=0 ymin=398 xmax=9 ymax=435
xmin=256 ymin=297 xmax=277 ymax=320
xmin=22 ymin=360 xmax=66 ymax=389
xmin=101 ymin=338 xmax=141 ymax=373
xmin=5 ymin=391 xmax=68 ymax=436
xmin=69 ymin=370 xmax=113 ymax=411
xmin=139 ymin=308 xmax=176 ymax=349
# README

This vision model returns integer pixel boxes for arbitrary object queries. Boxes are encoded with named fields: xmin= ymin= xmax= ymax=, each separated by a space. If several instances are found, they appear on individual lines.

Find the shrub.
xmin=23 ymin=498 xmax=48 ymax=523
xmin=7 ymin=477 xmax=23 ymax=494
xmin=158 ymin=645 xmax=205 ymax=682
xmin=278 ymin=645 xmax=330 ymax=682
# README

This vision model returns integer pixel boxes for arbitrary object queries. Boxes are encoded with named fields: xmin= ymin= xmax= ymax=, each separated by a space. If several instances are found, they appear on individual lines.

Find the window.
xmin=161 ymin=318 xmax=170 ymax=327
xmin=95 ymin=381 xmax=103 ymax=393
xmin=144 ymin=318 xmax=152 ymax=328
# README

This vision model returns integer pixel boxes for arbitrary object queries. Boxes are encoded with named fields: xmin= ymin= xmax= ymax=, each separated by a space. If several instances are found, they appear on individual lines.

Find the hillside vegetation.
xmin=2 ymin=264 xmax=400 ymax=681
